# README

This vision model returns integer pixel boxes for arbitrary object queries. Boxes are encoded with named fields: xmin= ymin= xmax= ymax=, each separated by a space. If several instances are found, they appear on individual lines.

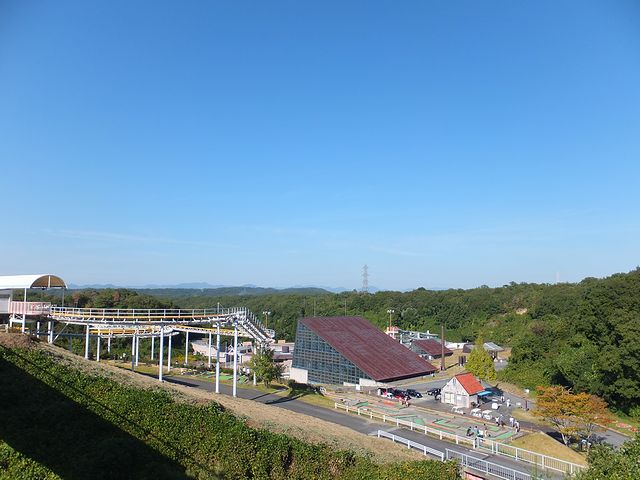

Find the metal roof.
xmin=300 ymin=316 xmax=437 ymax=382
xmin=0 ymin=274 xmax=67 ymax=289
xmin=452 ymin=372 xmax=484 ymax=395
xmin=412 ymin=339 xmax=453 ymax=357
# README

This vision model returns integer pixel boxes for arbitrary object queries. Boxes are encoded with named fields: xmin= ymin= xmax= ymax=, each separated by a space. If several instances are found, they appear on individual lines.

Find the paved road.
xmin=390 ymin=378 xmax=630 ymax=448
xmin=165 ymin=376 xmax=566 ymax=479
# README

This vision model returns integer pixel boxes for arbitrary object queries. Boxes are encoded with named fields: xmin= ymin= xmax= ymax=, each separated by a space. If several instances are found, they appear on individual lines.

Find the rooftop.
xmin=453 ymin=372 xmax=484 ymax=395
xmin=301 ymin=316 xmax=436 ymax=382
xmin=412 ymin=339 xmax=453 ymax=357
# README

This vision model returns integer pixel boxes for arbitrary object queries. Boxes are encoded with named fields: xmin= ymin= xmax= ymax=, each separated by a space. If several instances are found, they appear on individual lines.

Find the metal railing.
xmin=334 ymin=402 xmax=583 ymax=475
xmin=376 ymin=430 xmax=444 ymax=460
xmin=47 ymin=306 xmax=274 ymax=345
xmin=49 ymin=306 xmax=232 ymax=320
xmin=9 ymin=301 xmax=52 ymax=315
xmin=375 ymin=430 xmax=534 ymax=480
xmin=446 ymin=449 xmax=533 ymax=480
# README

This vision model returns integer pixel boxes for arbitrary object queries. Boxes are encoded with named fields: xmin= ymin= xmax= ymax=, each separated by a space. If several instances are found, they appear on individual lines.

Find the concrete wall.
xmin=441 ymin=376 xmax=471 ymax=408
xmin=289 ymin=367 xmax=308 ymax=384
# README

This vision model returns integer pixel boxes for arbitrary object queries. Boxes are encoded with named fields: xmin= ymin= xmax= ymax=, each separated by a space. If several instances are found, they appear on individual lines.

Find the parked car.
xmin=392 ymin=389 xmax=408 ymax=399
xmin=406 ymin=389 xmax=422 ymax=398
xmin=427 ymin=387 xmax=441 ymax=397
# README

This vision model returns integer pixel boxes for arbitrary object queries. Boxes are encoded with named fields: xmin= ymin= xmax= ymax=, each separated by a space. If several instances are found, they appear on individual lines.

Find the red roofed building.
xmin=290 ymin=316 xmax=437 ymax=386
xmin=411 ymin=339 xmax=453 ymax=360
xmin=441 ymin=372 xmax=485 ymax=408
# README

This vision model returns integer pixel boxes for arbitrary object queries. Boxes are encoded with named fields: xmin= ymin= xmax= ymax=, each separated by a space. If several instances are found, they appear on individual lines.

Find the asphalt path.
xmin=165 ymin=376 xmax=566 ymax=479
xmin=394 ymin=378 xmax=629 ymax=448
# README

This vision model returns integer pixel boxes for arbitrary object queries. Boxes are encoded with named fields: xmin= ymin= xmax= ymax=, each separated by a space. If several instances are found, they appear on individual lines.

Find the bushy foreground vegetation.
xmin=0 ymin=342 xmax=458 ymax=480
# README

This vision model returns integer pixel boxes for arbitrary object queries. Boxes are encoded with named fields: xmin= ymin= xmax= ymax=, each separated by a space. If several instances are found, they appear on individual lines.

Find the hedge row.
xmin=0 ymin=344 xmax=459 ymax=480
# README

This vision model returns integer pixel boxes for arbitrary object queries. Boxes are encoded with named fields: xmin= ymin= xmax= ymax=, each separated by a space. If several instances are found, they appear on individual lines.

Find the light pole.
xmin=262 ymin=311 xmax=271 ymax=329
xmin=386 ymin=309 xmax=395 ymax=331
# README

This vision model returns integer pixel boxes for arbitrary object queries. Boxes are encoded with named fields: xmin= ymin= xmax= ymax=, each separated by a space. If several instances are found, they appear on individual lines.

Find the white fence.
xmin=376 ymin=430 xmax=444 ymax=460
xmin=334 ymin=402 xmax=583 ymax=475
xmin=446 ymin=449 xmax=533 ymax=480
xmin=375 ymin=430 xmax=533 ymax=480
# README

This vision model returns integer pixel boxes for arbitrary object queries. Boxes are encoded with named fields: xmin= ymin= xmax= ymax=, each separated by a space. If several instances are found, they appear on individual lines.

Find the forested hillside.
xmin=27 ymin=268 xmax=640 ymax=414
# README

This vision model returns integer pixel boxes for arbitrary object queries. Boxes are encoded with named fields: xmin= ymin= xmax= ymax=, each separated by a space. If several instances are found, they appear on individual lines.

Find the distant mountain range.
xmin=66 ymin=282 xmax=447 ymax=295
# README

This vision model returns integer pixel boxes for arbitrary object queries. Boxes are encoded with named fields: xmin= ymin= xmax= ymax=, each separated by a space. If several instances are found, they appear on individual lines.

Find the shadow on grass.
xmin=0 ymin=348 xmax=215 ymax=480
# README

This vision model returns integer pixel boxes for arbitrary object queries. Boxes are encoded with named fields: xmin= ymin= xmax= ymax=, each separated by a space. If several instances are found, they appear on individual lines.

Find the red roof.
xmin=454 ymin=372 xmax=484 ymax=395
xmin=413 ymin=339 xmax=453 ymax=357
xmin=301 ymin=316 xmax=437 ymax=382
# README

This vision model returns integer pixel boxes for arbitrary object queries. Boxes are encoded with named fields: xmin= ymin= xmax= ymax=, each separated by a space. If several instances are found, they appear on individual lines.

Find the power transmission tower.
xmin=362 ymin=264 xmax=369 ymax=293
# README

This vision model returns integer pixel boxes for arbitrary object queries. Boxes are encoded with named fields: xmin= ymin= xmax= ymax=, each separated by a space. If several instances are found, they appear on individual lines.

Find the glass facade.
xmin=292 ymin=322 xmax=371 ymax=384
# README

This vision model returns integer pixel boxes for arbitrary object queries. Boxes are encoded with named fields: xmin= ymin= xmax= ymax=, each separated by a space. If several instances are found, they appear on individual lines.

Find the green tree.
xmin=465 ymin=337 xmax=496 ymax=381
xmin=249 ymin=348 xmax=284 ymax=387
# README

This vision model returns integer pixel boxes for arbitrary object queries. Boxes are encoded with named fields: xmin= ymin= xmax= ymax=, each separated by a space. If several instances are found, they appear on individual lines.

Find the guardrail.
xmin=376 ymin=430 xmax=444 ymax=460
xmin=334 ymin=402 xmax=583 ymax=475
xmin=446 ymin=449 xmax=532 ymax=480
xmin=49 ymin=306 xmax=234 ymax=320
xmin=9 ymin=301 xmax=52 ymax=315
xmin=375 ymin=430 xmax=533 ymax=480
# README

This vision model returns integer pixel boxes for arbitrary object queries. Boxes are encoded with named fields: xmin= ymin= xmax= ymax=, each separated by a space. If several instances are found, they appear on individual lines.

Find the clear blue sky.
xmin=1 ymin=1 xmax=639 ymax=290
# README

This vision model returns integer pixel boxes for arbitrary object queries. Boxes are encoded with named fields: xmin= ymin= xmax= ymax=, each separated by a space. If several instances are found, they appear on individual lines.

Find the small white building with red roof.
xmin=441 ymin=372 xmax=484 ymax=408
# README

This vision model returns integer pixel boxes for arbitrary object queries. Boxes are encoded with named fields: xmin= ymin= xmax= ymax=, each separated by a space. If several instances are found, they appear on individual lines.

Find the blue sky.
xmin=1 ymin=1 xmax=639 ymax=290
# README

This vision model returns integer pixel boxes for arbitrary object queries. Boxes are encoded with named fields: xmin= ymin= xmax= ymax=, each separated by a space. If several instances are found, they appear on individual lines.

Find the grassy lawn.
xmin=510 ymin=432 xmax=588 ymax=466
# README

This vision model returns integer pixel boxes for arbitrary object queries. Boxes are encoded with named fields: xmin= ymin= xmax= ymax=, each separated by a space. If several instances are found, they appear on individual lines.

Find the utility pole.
xmin=387 ymin=309 xmax=395 ymax=330
xmin=262 ymin=311 xmax=271 ymax=329
xmin=440 ymin=322 xmax=446 ymax=372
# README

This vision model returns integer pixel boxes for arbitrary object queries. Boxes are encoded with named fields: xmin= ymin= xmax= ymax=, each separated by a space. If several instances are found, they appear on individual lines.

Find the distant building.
xmin=411 ymin=339 xmax=453 ymax=360
xmin=291 ymin=316 xmax=437 ymax=386
xmin=463 ymin=342 xmax=505 ymax=359
xmin=385 ymin=326 xmax=439 ymax=345
xmin=441 ymin=372 xmax=484 ymax=408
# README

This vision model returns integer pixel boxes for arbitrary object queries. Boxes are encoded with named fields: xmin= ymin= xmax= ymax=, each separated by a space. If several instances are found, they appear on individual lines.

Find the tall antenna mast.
xmin=362 ymin=264 xmax=369 ymax=293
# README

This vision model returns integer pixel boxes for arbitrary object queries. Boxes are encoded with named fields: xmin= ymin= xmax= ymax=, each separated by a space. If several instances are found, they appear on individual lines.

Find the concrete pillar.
xmin=208 ymin=332 xmax=212 ymax=368
xmin=84 ymin=324 xmax=90 ymax=359
xmin=135 ymin=334 xmax=140 ymax=367
xmin=48 ymin=321 xmax=54 ymax=344
xmin=184 ymin=331 xmax=189 ymax=365
xmin=215 ymin=324 xmax=221 ymax=394
xmin=151 ymin=335 xmax=155 ymax=360
xmin=159 ymin=327 xmax=164 ymax=382
xmin=36 ymin=321 xmax=40 ymax=336
xmin=168 ymin=334 xmax=172 ymax=372
xmin=107 ymin=334 xmax=111 ymax=354
xmin=232 ymin=324 xmax=238 ymax=397
xmin=96 ymin=335 xmax=101 ymax=362
xmin=252 ymin=341 xmax=257 ymax=386
xmin=131 ymin=331 xmax=137 ymax=371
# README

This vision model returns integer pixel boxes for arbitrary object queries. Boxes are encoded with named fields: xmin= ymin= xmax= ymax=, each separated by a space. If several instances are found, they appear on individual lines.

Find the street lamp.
xmin=386 ymin=309 xmax=394 ymax=330
xmin=262 ymin=311 xmax=271 ymax=329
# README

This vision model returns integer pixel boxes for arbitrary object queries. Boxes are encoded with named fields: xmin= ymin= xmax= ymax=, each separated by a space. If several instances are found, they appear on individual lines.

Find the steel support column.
xmin=131 ymin=331 xmax=137 ymax=371
xmin=159 ymin=327 xmax=164 ymax=382
xmin=167 ymin=334 xmax=172 ymax=372
xmin=151 ymin=336 xmax=155 ymax=360
xmin=208 ymin=332 xmax=212 ymax=368
xmin=107 ymin=334 xmax=111 ymax=354
xmin=96 ymin=335 xmax=101 ymax=362
xmin=135 ymin=334 xmax=140 ymax=367
xmin=215 ymin=324 xmax=221 ymax=394
xmin=232 ymin=323 xmax=238 ymax=397
xmin=84 ymin=324 xmax=90 ymax=359
xmin=184 ymin=331 xmax=189 ymax=365
xmin=48 ymin=321 xmax=54 ymax=344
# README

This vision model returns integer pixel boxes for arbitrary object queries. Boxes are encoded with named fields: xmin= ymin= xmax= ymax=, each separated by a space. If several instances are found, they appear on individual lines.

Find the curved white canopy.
xmin=0 ymin=274 xmax=67 ymax=289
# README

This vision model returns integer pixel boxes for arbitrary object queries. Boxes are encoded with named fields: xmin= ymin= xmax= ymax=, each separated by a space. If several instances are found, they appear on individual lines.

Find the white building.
xmin=441 ymin=372 xmax=484 ymax=408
